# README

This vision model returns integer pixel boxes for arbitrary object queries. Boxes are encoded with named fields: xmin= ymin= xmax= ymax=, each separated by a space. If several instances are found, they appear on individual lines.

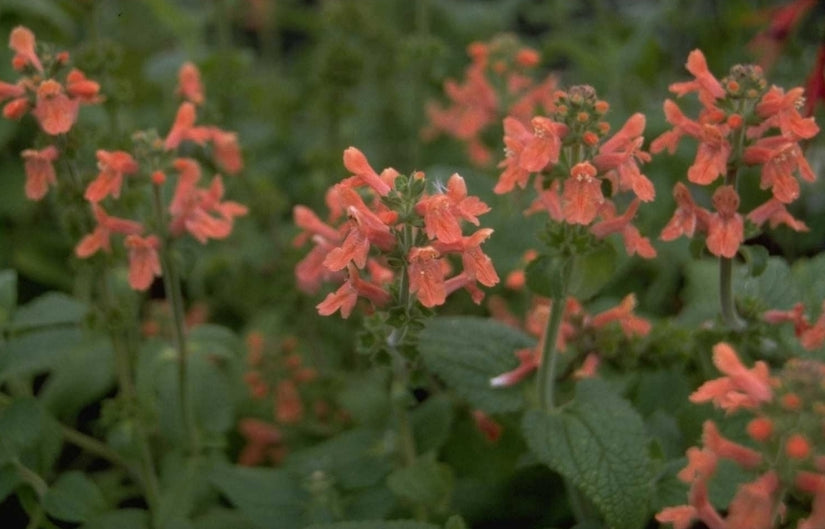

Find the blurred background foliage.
xmin=0 ymin=0 xmax=823 ymax=379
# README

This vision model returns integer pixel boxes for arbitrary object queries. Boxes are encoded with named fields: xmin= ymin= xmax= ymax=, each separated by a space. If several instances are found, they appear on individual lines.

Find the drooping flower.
xmin=125 ymin=234 xmax=162 ymax=291
xmin=747 ymin=197 xmax=808 ymax=231
xmin=21 ymin=145 xmax=59 ymax=200
xmin=706 ymin=185 xmax=744 ymax=258
xmin=342 ymin=147 xmax=392 ymax=197
xmin=9 ymin=26 xmax=43 ymax=72
xmin=591 ymin=199 xmax=656 ymax=258
xmin=744 ymin=135 xmax=816 ymax=203
xmin=65 ymin=69 xmax=101 ymax=103
xmin=177 ymin=61 xmax=205 ymax=105
xmin=562 ymin=161 xmax=603 ymax=225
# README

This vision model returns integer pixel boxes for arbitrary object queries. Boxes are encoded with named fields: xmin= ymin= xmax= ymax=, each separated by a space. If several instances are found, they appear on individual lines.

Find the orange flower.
xmin=32 ymin=79 xmax=79 ymax=135
xmin=342 ymin=146 xmax=391 ymax=196
xmin=747 ymin=197 xmax=808 ymax=231
xmin=593 ymin=113 xmax=654 ymax=201
xmin=655 ymin=505 xmax=698 ymax=529
xmin=164 ymin=102 xmax=211 ymax=150
xmin=591 ymin=199 xmax=657 ymax=258
xmin=724 ymin=471 xmax=779 ymax=529
xmin=125 ymin=234 xmax=162 ymax=291
xmin=21 ymin=145 xmax=59 ymax=200
xmin=744 ymin=136 xmax=815 ymax=203
xmin=275 ymin=379 xmax=303 ymax=424
xmin=678 ymin=447 xmax=718 ymax=483
xmin=9 ymin=26 xmax=43 ymax=72
xmin=706 ymin=185 xmax=743 ymax=258
xmin=176 ymin=61 xmax=205 ymax=105
xmin=589 ymin=293 xmax=652 ymax=337
xmin=209 ymin=128 xmax=243 ymax=174
xmin=408 ymin=246 xmax=446 ymax=308
xmin=688 ymin=123 xmax=731 ymax=185
xmin=562 ymin=161 xmax=603 ymax=225
xmin=84 ymin=150 xmax=139 ymax=202
xmin=660 ymin=182 xmax=710 ymax=241
xmin=316 ymin=280 xmax=358 ymax=318
xmin=472 ymin=410 xmax=503 ymax=442
xmin=489 ymin=348 xmax=539 ymax=387
xmin=458 ymin=228 xmax=499 ymax=287
xmin=756 ymin=85 xmax=819 ymax=139
xmin=2 ymin=97 xmax=29 ymax=120
xmin=65 ymin=69 xmax=101 ymax=103
xmin=519 ymin=116 xmax=565 ymax=172
xmin=668 ymin=49 xmax=725 ymax=106
xmin=702 ymin=420 xmax=762 ymax=468
xmin=323 ymin=221 xmax=370 ymax=271
xmin=495 ymin=117 xmax=534 ymax=194
xmin=690 ymin=342 xmax=773 ymax=412
xmin=416 ymin=172 xmax=490 ymax=243
xmin=0 ymin=80 xmax=25 ymax=102
xmin=75 ymin=204 xmax=143 ymax=258
xmin=237 ymin=418 xmax=282 ymax=466
xmin=525 ymin=178 xmax=564 ymax=221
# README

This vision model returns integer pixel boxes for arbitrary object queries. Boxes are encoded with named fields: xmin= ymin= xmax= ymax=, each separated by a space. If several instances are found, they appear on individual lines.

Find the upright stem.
xmin=152 ymin=186 xmax=198 ymax=453
xmin=537 ymin=285 xmax=568 ymax=411
xmin=720 ymin=119 xmax=747 ymax=331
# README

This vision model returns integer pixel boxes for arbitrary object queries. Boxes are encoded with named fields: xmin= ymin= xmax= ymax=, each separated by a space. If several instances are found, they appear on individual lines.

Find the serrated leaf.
xmin=210 ymin=464 xmax=305 ymax=529
xmin=10 ymin=292 xmax=87 ymax=331
xmin=418 ymin=317 xmax=534 ymax=413
xmin=522 ymin=379 xmax=652 ymax=529
xmin=43 ymin=471 xmax=107 ymax=523
xmin=386 ymin=453 xmax=453 ymax=512
xmin=0 ymin=269 xmax=16 ymax=326
xmin=305 ymin=522 xmax=440 ymax=529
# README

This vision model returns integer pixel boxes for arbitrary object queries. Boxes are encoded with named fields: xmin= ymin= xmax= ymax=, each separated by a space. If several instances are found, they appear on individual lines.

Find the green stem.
xmin=152 ymin=186 xmax=198 ymax=454
xmin=719 ymin=108 xmax=747 ymax=332
xmin=12 ymin=459 xmax=48 ymax=499
xmin=59 ymin=424 xmax=134 ymax=474
xmin=537 ymin=262 xmax=571 ymax=411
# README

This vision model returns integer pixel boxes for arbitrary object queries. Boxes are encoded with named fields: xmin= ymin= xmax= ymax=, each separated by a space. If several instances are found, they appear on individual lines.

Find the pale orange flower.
xmin=589 ymin=293 xmax=652 ymax=337
xmin=342 ymin=146 xmax=391 ymax=196
xmin=655 ymin=505 xmax=698 ymax=529
xmin=125 ymin=234 xmax=162 ymax=291
xmin=21 ymin=145 xmax=59 ymax=200
xmin=747 ymin=197 xmax=808 ymax=231
xmin=209 ymin=128 xmax=243 ymax=175
xmin=591 ymin=200 xmax=656 ymax=258
xmin=519 ymin=116 xmax=565 ymax=172
xmin=164 ymin=102 xmax=211 ymax=150
xmin=0 ymin=80 xmax=25 ymax=102
xmin=75 ymin=204 xmax=143 ymax=258
xmin=32 ymin=79 xmax=79 ymax=135
xmin=472 ymin=410 xmax=503 ymax=442
xmin=669 ymin=49 xmax=725 ymax=106
xmin=593 ymin=113 xmax=654 ymax=201
xmin=702 ymin=420 xmax=762 ymax=468
xmin=489 ymin=348 xmax=539 ymax=388
xmin=84 ymin=150 xmax=139 ymax=202
xmin=495 ymin=117 xmax=534 ymax=194
xmin=416 ymin=172 xmax=490 ymax=243
xmin=690 ymin=342 xmax=773 ymax=412
xmin=176 ymin=62 xmax=205 ymax=105
xmin=706 ymin=185 xmax=743 ymax=258
xmin=562 ymin=161 xmax=603 ymax=225
xmin=744 ymin=135 xmax=815 ymax=203
xmin=408 ymin=246 xmax=446 ymax=308
xmin=9 ymin=26 xmax=42 ymax=72
xmin=660 ymin=182 xmax=710 ymax=241
xmin=65 ymin=69 xmax=101 ymax=103
xmin=316 ymin=280 xmax=358 ymax=318
xmin=2 ymin=97 xmax=29 ymax=120
xmin=237 ymin=418 xmax=282 ymax=466
xmin=756 ymin=85 xmax=819 ymax=139
xmin=725 ymin=471 xmax=779 ymax=529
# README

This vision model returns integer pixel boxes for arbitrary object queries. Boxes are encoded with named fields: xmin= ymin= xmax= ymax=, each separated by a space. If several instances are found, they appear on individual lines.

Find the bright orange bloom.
xmin=655 ymin=505 xmax=698 ymax=529
xmin=65 ymin=69 xmax=101 ymax=102
xmin=342 ymin=146 xmax=391 ymax=196
xmin=75 ymin=204 xmax=143 ymax=258
xmin=323 ymin=221 xmax=370 ymax=271
xmin=744 ymin=136 xmax=815 ymax=203
xmin=593 ymin=113 xmax=654 ymax=201
xmin=756 ymin=85 xmax=819 ymax=139
xmin=32 ymin=79 xmax=79 ymax=135
xmin=562 ymin=161 xmax=603 ymax=225
xmin=84 ymin=150 xmax=139 ymax=203
xmin=690 ymin=342 xmax=773 ymax=412
xmin=2 ymin=97 xmax=28 ymax=120
xmin=660 ymin=182 xmax=710 ymax=241
xmin=786 ymin=433 xmax=812 ymax=459
xmin=458 ymin=229 xmax=499 ymax=287
xmin=177 ymin=62 xmax=205 ymax=105
xmin=408 ymin=246 xmax=446 ymax=308
xmin=688 ymin=123 xmax=731 ymax=185
xmin=589 ymin=293 xmax=652 ymax=337
xmin=210 ymin=128 xmax=243 ymax=174
xmin=416 ymin=172 xmax=490 ymax=243
xmin=573 ymin=353 xmax=600 ymax=379
xmin=489 ymin=348 xmax=539 ymax=388
xmin=706 ymin=186 xmax=743 ymax=258
xmin=669 ymin=49 xmax=725 ymax=106
xmin=9 ymin=26 xmax=43 ymax=72
xmin=125 ymin=234 xmax=162 ymax=291
xmin=747 ymin=197 xmax=808 ymax=231
xmin=0 ymin=80 xmax=25 ymax=102
xmin=495 ymin=117 xmax=534 ymax=193
xmin=591 ymin=199 xmax=656 ymax=258
xmin=21 ymin=145 xmax=59 ymax=200
xmin=164 ymin=102 xmax=211 ymax=150
xmin=702 ymin=420 xmax=762 ymax=468
xmin=746 ymin=416 xmax=774 ymax=442
xmin=725 ymin=471 xmax=779 ymax=529
xmin=316 ymin=280 xmax=358 ymax=318
xmin=678 ymin=447 xmax=718 ymax=483
xmin=520 ymin=116 xmax=565 ymax=172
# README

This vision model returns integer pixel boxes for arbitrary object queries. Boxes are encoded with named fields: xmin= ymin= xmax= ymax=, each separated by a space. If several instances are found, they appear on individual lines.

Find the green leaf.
xmin=739 ymin=245 xmax=768 ymax=278
xmin=522 ymin=379 xmax=652 ymax=529
xmin=79 ymin=508 xmax=150 ymax=529
xmin=526 ymin=255 xmax=568 ymax=299
xmin=0 ymin=328 xmax=83 ymax=383
xmin=739 ymin=257 xmax=797 ymax=311
xmin=418 ymin=317 xmax=534 ymax=413
xmin=188 ymin=324 xmax=244 ymax=360
xmin=791 ymin=254 xmax=825 ymax=312
xmin=0 ymin=466 xmax=22 ymax=503
xmin=0 ymin=397 xmax=62 ymax=472
xmin=0 ymin=269 xmax=16 ymax=326
xmin=43 ymin=471 xmax=107 ymax=523
xmin=210 ymin=464 xmax=305 ymax=529
xmin=10 ymin=292 xmax=87 ymax=331
xmin=192 ymin=507 xmax=258 ymax=529
xmin=566 ymin=244 xmax=618 ymax=301
xmin=305 ymin=522 xmax=440 ymax=529
xmin=412 ymin=394 xmax=453 ymax=454
xmin=386 ymin=453 xmax=454 ymax=513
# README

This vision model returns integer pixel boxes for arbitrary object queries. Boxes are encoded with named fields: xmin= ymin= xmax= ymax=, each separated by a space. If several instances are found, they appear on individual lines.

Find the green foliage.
xmin=305 ymin=522 xmax=440 ymax=529
xmin=418 ymin=317 xmax=533 ymax=413
xmin=522 ymin=379 xmax=653 ymax=529
xmin=43 ymin=471 xmax=108 ymax=523
xmin=386 ymin=453 xmax=454 ymax=514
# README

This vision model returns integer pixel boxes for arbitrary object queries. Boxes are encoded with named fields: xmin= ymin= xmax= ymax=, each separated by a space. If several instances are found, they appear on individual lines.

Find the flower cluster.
xmin=764 ymin=302 xmax=825 ymax=351
xmin=496 ymin=84 xmax=657 ymax=258
xmin=423 ymin=35 xmax=558 ymax=166
xmin=294 ymin=147 xmax=499 ymax=318
xmin=0 ymin=26 xmax=102 ymax=199
xmin=72 ymin=61 xmax=246 ymax=291
xmin=653 ymin=49 xmax=819 ymax=258
xmin=658 ymin=343 xmax=825 ymax=529
xmin=488 ymin=292 xmax=651 ymax=388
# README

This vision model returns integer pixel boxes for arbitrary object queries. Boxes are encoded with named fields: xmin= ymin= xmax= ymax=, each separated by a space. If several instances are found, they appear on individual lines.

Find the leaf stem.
xmin=537 ymin=261 xmax=571 ymax=411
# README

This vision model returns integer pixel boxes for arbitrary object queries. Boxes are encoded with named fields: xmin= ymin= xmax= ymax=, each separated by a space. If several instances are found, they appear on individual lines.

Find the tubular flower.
xmin=495 ymin=117 xmax=534 ymax=193
xmin=520 ymin=116 xmax=564 ymax=172
xmin=660 ymin=182 xmax=710 ymax=241
xmin=593 ymin=113 xmax=654 ymax=201
xmin=706 ymin=185 xmax=743 ymax=258
xmin=75 ymin=204 xmax=143 ymax=258
xmin=84 ymin=150 xmax=139 ymax=203
xmin=408 ymin=246 xmax=446 ymax=308
xmin=416 ymin=173 xmax=490 ymax=243
xmin=744 ymin=136 xmax=815 ymax=203
xmin=756 ymin=85 xmax=819 ymax=139
xmin=164 ymin=102 xmax=211 ymax=150
xmin=591 ymin=200 xmax=656 ymax=258
xmin=125 ymin=234 xmax=162 ymax=291
xmin=65 ymin=69 xmax=101 ymax=102
xmin=690 ymin=342 xmax=772 ymax=412
xmin=342 ymin=147 xmax=391 ymax=196
xmin=176 ymin=61 xmax=204 ymax=105
xmin=668 ymin=49 xmax=725 ymax=106
xmin=562 ymin=162 xmax=603 ymax=225
xmin=9 ymin=26 xmax=42 ymax=72
xmin=747 ymin=197 xmax=808 ymax=232
xmin=21 ymin=146 xmax=59 ymax=200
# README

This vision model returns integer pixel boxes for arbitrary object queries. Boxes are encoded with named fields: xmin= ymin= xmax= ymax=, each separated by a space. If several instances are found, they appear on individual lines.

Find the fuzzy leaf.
xmin=386 ymin=453 xmax=454 ymax=512
xmin=522 ymin=379 xmax=652 ymax=529
xmin=210 ymin=464 xmax=305 ymax=529
xmin=10 ymin=292 xmax=87 ymax=331
xmin=418 ymin=317 xmax=533 ymax=413
xmin=0 ymin=328 xmax=82 ymax=383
